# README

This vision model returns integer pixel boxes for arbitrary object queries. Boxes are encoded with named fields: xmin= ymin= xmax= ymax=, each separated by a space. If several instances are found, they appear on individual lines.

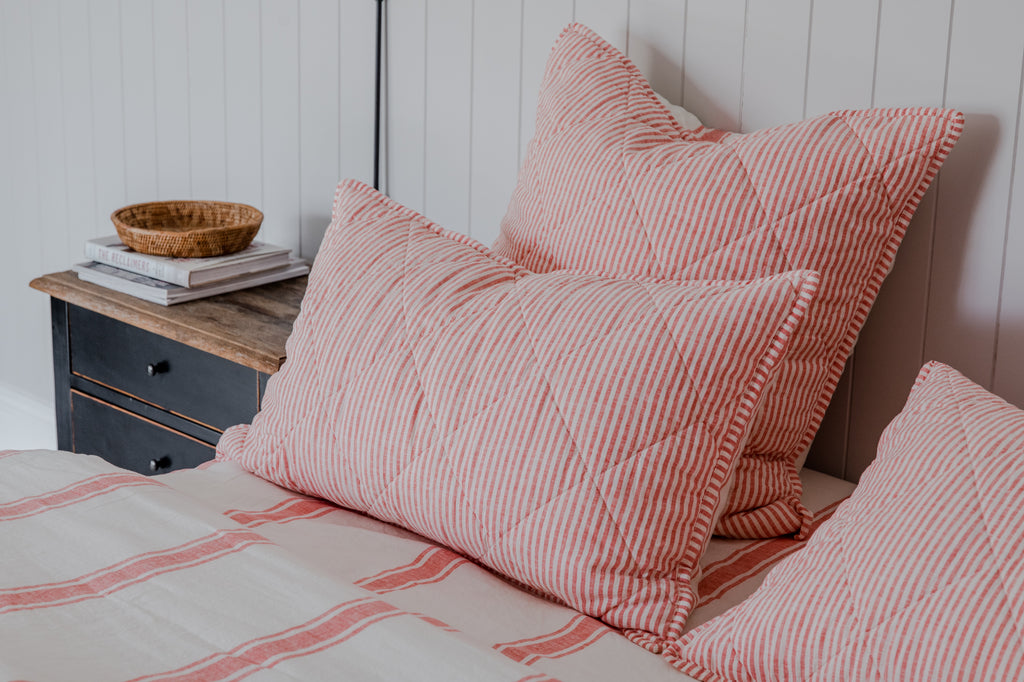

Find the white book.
xmin=84 ymin=235 xmax=292 ymax=287
xmin=73 ymin=259 xmax=309 ymax=306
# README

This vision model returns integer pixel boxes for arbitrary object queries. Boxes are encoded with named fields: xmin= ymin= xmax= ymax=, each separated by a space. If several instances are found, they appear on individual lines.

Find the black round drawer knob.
xmin=146 ymin=361 xmax=169 ymax=376
xmin=149 ymin=456 xmax=172 ymax=472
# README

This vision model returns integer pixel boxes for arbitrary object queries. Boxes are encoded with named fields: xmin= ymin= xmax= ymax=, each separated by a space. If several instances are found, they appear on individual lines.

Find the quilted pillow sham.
xmin=217 ymin=179 xmax=818 ymax=650
xmin=666 ymin=361 xmax=1024 ymax=680
xmin=492 ymin=23 xmax=964 ymax=539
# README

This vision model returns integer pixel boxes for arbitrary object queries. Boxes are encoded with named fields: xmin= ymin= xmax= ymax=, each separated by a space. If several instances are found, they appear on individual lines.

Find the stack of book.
xmin=73 ymin=236 xmax=310 ymax=305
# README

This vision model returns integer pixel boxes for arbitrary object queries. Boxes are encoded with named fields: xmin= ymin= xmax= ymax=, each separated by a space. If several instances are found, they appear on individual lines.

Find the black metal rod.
xmin=373 ymin=0 xmax=384 ymax=190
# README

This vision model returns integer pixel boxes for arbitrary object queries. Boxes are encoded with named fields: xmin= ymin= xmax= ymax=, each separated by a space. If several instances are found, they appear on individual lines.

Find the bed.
xmin=4 ymin=21 xmax=1022 ymax=682
xmin=0 ymin=451 xmax=852 ymax=681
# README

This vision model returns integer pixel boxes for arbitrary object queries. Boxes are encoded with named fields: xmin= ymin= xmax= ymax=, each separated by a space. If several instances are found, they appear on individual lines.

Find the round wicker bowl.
xmin=111 ymin=200 xmax=264 ymax=258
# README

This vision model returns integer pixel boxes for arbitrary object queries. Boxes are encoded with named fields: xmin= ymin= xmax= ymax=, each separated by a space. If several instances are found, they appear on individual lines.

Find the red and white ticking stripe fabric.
xmin=0 ymin=450 xmax=559 ymax=682
xmin=491 ymin=23 xmax=964 ymax=540
xmin=687 ymin=468 xmax=853 ymax=634
xmin=668 ymin=362 xmax=1024 ymax=681
xmin=217 ymin=179 xmax=818 ymax=649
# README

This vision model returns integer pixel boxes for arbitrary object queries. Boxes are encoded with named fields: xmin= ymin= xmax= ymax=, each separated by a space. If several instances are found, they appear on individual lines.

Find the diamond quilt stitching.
xmin=494 ymin=23 xmax=963 ymax=539
xmin=219 ymin=179 xmax=817 ymax=645
xmin=669 ymin=363 xmax=1024 ymax=678
xmin=949 ymin=372 xmax=1024 ymax=656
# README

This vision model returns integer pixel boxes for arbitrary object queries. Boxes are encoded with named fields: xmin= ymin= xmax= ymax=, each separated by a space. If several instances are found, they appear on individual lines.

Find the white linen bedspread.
xmin=0 ymin=448 xmax=854 ymax=681
xmin=0 ymin=449 xmax=570 ymax=681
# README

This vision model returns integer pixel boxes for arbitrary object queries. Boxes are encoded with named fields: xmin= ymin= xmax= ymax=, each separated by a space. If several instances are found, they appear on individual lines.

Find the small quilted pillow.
xmin=666 ymin=361 xmax=1024 ymax=680
xmin=492 ymin=23 xmax=964 ymax=539
xmin=217 ymin=179 xmax=818 ymax=650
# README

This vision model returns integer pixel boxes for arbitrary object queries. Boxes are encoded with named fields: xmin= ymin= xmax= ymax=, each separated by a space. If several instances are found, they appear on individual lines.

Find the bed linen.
xmin=492 ymin=23 xmax=963 ymax=540
xmin=217 ymin=179 xmax=818 ymax=651
xmin=0 ymin=450 xmax=549 ymax=682
xmin=0 ymin=448 xmax=853 ymax=681
xmin=668 ymin=362 xmax=1024 ymax=680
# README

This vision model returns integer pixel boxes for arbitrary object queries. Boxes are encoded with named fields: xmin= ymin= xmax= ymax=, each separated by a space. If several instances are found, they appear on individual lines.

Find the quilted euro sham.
xmin=492 ymin=23 xmax=964 ymax=539
xmin=667 ymin=361 xmax=1024 ymax=680
xmin=217 ymin=179 xmax=818 ymax=650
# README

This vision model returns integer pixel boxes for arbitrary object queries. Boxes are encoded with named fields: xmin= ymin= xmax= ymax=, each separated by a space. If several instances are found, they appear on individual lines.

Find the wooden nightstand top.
xmin=30 ymin=271 xmax=306 ymax=375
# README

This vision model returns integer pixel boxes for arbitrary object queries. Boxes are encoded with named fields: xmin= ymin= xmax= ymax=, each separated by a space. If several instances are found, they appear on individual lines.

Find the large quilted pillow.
xmin=666 ymin=361 xmax=1024 ymax=680
xmin=492 ymin=23 xmax=964 ymax=539
xmin=217 ymin=179 xmax=818 ymax=650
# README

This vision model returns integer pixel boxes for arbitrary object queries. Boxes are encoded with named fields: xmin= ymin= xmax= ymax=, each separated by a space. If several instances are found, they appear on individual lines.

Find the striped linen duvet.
xmin=0 ymin=450 xmax=852 ymax=681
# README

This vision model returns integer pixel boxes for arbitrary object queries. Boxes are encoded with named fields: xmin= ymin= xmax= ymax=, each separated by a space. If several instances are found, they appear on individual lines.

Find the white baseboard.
xmin=0 ymin=383 xmax=57 ymax=450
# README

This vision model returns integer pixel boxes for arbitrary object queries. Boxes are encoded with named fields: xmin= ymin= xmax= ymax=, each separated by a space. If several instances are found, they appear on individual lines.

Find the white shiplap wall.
xmin=2 ymin=0 xmax=1023 ymax=481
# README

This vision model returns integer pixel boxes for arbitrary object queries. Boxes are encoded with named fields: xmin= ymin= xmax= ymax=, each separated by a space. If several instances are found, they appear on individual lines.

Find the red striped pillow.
xmin=667 ymin=361 xmax=1024 ymax=680
xmin=492 ymin=23 xmax=964 ymax=539
xmin=217 ymin=180 xmax=818 ymax=650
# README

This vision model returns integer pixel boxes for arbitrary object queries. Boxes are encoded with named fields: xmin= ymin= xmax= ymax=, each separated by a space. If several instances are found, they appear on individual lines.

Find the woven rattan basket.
xmin=111 ymin=200 xmax=264 ymax=258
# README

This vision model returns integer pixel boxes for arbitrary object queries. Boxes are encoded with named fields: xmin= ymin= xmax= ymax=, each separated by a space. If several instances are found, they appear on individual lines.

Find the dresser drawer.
xmin=71 ymin=391 xmax=215 ymax=475
xmin=68 ymin=305 xmax=260 ymax=430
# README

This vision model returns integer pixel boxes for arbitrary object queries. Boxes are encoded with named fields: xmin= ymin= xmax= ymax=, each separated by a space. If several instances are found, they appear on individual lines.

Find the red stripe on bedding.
xmin=0 ymin=473 xmax=161 ymax=521
xmin=696 ymin=498 xmax=847 ymax=607
xmin=0 ymin=450 xmax=19 ymax=459
xmin=224 ymin=497 xmax=338 ymax=527
xmin=0 ymin=528 xmax=270 ymax=613
xmin=355 ymin=546 xmax=469 ymax=595
xmin=128 ymin=598 xmax=403 ymax=681
xmin=410 ymin=611 xmax=460 ymax=633
xmin=494 ymin=614 xmax=612 ymax=665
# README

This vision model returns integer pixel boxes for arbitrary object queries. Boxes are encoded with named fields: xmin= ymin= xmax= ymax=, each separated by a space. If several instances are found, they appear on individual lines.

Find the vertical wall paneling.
xmin=26 ymin=3 xmax=62 ymax=398
xmin=468 ymin=2 xmax=523 ymax=245
xmin=0 ymin=2 xmax=8 ymax=240
xmin=3 ymin=0 xmax=1024 ymax=478
xmin=259 ymin=0 xmax=301 ymax=253
xmin=120 ymin=0 xmax=159 ymax=203
xmin=299 ymin=0 xmax=340 ymax=256
xmin=995 ymin=77 xmax=1024 ymax=405
xmin=59 ymin=0 xmax=99 ymax=255
xmin=925 ymin=0 xmax=1024 ymax=387
xmin=89 ymin=0 xmax=127 ymax=236
xmin=0 ymin=1 xmax=15 ymax=396
xmin=385 ymin=0 xmax=428 ymax=213
xmin=842 ymin=0 xmax=954 ymax=477
xmin=625 ymin=0 xmax=687 ymax=105
xmin=681 ymin=0 xmax=745 ymax=131
xmin=573 ymin=0 xmax=629 ymax=53
xmin=740 ymin=1 xmax=810 ymax=132
xmin=422 ymin=0 xmax=473 ymax=235
xmin=519 ymin=0 xmax=575 ymax=163
xmin=32 ymin=0 xmax=69 ymax=275
xmin=153 ymin=1 xmax=192 ymax=201
xmin=872 ymin=0 xmax=952 ymax=107
xmin=993 ymin=48 xmax=1024 ymax=408
xmin=6 ymin=0 xmax=42 ymax=395
xmin=223 ymin=0 xmax=263 ymax=212
xmin=804 ymin=1 xmax=880 ymax=117
xmin=338 ymin=0 xmax=376 ymax=190
xmin=187 ymin=0 xmax=228 ymax=201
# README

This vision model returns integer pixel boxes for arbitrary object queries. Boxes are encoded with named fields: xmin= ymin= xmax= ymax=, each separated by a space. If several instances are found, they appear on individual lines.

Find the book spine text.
xmin=84 ymin=242 xmax=188 ymax=286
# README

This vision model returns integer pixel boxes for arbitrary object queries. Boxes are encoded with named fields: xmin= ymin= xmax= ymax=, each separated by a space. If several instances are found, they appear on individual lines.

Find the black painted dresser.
xmin=30 ymin=271 xmax=305 ymax=475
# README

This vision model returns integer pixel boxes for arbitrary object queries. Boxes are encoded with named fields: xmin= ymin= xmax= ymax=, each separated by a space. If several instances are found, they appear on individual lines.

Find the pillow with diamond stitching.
xmin=492 ymin=23 xmax=964 ymax=539
xmin=666 ymin=361 xmax=1024 ymax=680
xmin=217 ymin=179 xmax=818 ymax=650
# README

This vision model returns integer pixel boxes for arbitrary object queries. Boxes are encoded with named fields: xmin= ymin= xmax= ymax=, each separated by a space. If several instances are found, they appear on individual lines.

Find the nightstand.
xmin=29 ymin=271 xmax=305 ymax=475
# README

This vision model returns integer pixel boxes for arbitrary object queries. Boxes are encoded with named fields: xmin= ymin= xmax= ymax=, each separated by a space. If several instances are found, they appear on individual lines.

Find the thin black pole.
xmin=373 ymin=0 xmax=384 ymax=191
